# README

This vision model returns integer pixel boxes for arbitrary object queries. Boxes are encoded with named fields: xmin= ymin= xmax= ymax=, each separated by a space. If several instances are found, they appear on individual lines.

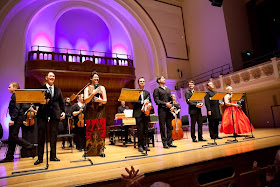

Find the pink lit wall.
xmin=55 ymin=9 xmax=111 ymax=55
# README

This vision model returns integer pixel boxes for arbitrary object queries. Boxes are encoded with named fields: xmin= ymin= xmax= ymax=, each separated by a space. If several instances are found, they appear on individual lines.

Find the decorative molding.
xmin=240 ymin=71 xmax=250 ymax=82
xmin=250 ymin=68 xmax=261 ymax=79
xmin=213 ymin=79 xmax=221 ymax=89
xmin=231 ymin=74 xmax=240 ymax=84
xmin=261 ymin=64 xmax=274 ymax=76
xmin=179 ymin=59 xmax=280 ymax=94
xmin=223 ymin=77 xmax=231 ymax=86
xmin=198 ymin=84 xmax=205 ymax=91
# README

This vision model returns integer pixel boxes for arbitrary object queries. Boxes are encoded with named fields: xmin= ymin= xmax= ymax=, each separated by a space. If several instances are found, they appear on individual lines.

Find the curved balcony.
xmin=25 ymin=46 xmax=136 ymax=126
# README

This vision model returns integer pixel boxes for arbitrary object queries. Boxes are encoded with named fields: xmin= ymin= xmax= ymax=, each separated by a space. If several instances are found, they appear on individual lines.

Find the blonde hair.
xmin=10 ymin=82 xmax=20 ymax=89
xmin=226 ymin=86 xmax=232 ymax=92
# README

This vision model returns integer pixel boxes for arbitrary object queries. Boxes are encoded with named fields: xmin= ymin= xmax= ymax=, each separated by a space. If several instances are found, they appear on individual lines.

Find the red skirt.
xmin=220 ymin=106 xmax=254 ymax=134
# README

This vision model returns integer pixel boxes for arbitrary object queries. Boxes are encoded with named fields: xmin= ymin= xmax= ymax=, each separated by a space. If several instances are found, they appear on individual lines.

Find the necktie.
xmin=49 ymin=87 xmax=53 ymax=99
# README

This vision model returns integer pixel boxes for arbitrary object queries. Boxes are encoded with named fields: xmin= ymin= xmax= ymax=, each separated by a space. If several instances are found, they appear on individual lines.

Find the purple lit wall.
xmin=55 ymin=9 xmax=111 ymax=55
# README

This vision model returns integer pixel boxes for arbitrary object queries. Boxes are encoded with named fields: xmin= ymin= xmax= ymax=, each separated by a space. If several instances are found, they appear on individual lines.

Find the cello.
xmin=171 ymin=107 xmax=184 ymax=140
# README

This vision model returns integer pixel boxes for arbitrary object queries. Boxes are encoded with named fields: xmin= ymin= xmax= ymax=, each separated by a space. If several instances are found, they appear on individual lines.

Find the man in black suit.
xmin=185 ymin=80 xmax=206 ymax=142
xmin=204 ymin=81 xmax=222 ymax=140
xmin=34 ymin=72 xmax=65 ymax=165
xmin=132 ymin=77 xmax=152 ymax=152
xmin=0 ymin=82 xmax=36 ymax=163
xmin=153 ymin=76 xmax=176 ymax=149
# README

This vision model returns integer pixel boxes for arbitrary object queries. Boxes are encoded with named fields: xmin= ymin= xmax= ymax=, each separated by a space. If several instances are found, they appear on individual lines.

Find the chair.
xmin=109 ymin=118 xmax=125 ymax=145
xmin=57 ymin=121 xmax=74 ymax=152
xmin=0 ymin=123 xmax=9 ymax=150
xmin=181 ymin=115 xmax=190 ymax=138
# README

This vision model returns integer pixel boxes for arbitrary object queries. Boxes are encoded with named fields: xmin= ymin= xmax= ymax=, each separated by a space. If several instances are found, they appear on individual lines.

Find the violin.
xmin=77 ymin=107 xmax=84 ymax=127
xmin=67 ymin=118 xmax=75 ymax=130
xmin=171 ymin=106 xmax=183 ymax=140
xmin=24 ymin=104 xmax=35 ymax=126
xmin=141 ymin=96 xmax=151 ymax=116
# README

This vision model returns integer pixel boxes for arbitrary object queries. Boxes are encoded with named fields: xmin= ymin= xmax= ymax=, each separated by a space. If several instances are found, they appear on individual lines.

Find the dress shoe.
xmin=163 ymin=145 xmax=170 ymax=149
xmin=69 ymin=144 xmax=73 ymax=148
xmin=78 ymin=149 xmax=83 ymax=152
xmin=168 ymin=144 xmax=177 ymax=148
xmin=144 ymin=146 xmax=150 ymax=151
xmin=138 ymin=146 xmax=144 ymax=152
xmin=0 ymin=158 xmax=13 ymax=163
xmin=100 ymin=153 xmax=106 ymax=157
xmin=217 ymin=136 xmax=223 ymax=139
xmin=198 ymin=138 xmax=207 ymax=141
xmin=192 ymin=139 xmax=198 ymax=142
xmin=62 ymin=144 xmax=65 ymax=149
xmin=50 ymin=158 xmax=60 ymax=161
xmin=34 ymin=159 xmax=43 ymax=165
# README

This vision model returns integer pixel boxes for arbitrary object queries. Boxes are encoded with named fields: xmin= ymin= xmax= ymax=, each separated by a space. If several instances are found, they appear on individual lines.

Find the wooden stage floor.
xmin=0 ymin=128 xmax=280 ymax=186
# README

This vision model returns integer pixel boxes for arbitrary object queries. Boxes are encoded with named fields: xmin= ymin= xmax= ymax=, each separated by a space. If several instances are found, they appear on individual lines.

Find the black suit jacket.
xmin=153 ymin=86 xmax=172 ymax=109
xmin=132 ymin=90 xmax=152 ymax=118
xmin=185 ymin=90 xmax=201 ymax=115
xmin=37 ymin=84 xmax=65 ymax=120
xmin=204 ymin=89 xmax=221 ymax=119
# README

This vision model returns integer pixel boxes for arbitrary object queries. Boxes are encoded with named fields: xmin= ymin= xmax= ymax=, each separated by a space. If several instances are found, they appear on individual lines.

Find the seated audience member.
xmin=118 ymin=101 xmax=129 ymax=113
xmin=253 ymin=149 xmax=280 ymax=187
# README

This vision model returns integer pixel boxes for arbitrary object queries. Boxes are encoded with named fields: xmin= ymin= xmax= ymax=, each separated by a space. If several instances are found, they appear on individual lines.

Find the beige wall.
xmin=166 ymin=58 xmax=191 ymax=82
xmin=247 ymin=86 xmax=280 ymax=128
xmin=182 ymin=0 xmax=232 ymax=78
xmin=223 ymin=0 xmax=253 ymax=71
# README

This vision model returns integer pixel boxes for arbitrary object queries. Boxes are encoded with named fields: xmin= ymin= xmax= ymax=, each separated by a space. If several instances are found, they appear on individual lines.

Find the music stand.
xmin=119 ymin=89 xmax=141 ymax=147
xmin=202 ymin=92 xmax=227 ymax=147
xmin=243 ymin=93 xmax=255 ymax=140
xmin=119 ymin=89 xmax=149 ymax=158
xmin=189 ymin=92 xmax=207 ymax=102
xmin=70 ymin=85 xmax=93 ymax=165
xmin=12 ymin=89 xmax=47 ymax=175
xmin=118 ymin=88 xmax=141 ymax=102
xmin=189 ymin=92 xmax=207 ymax=143
xmin=225 ymin=93 xmax=243 ymax=144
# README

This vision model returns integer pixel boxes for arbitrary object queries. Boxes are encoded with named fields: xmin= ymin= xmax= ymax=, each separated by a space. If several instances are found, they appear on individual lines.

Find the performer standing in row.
xmin=34 ymin=72 xmax=65 ymax=165
xmin=220 ymin=86 xmax=254 ymax=135
xmin=84 ymin=71 xmax=107 ymax=157
xmin=0 ymin=82 xmax=36 ymax=163
xmin=118 ymin=101 xmax=129 ymax=113
xmin=185 ymin=81 xmax=206 ymax=142
xmin=72 ymin=94 xmax=85 ymax=152
xmin=132 ymin=77 xmax=152 ymax=152
xmin=153 ymin=76 xmax=176 ymax=149
xmin=204 ymin=81 xmax=222 ymax=140
xmin=61 ymin=97 xmax=73 ymax=149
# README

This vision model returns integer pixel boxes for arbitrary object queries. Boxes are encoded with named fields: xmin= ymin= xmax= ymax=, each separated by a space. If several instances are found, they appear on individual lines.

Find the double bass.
xmin=171 ymin=107 xmax=184 ymax=140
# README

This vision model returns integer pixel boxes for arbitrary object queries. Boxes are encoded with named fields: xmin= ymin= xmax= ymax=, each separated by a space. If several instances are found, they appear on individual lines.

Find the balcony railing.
xmin=28 ymin=45 xmax=133 ymax=67
xmin=176 ymin=64 xmax=233 ymax=89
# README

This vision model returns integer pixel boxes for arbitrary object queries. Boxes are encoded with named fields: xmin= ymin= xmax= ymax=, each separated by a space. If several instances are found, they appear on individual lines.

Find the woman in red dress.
xmin=220 ymin=86 xmax=254 ymax=135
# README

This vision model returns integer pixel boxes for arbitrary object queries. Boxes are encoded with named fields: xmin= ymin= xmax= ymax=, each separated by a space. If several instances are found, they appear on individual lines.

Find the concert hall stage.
xmin=1 ymin=128 xmax=280 ymax=186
